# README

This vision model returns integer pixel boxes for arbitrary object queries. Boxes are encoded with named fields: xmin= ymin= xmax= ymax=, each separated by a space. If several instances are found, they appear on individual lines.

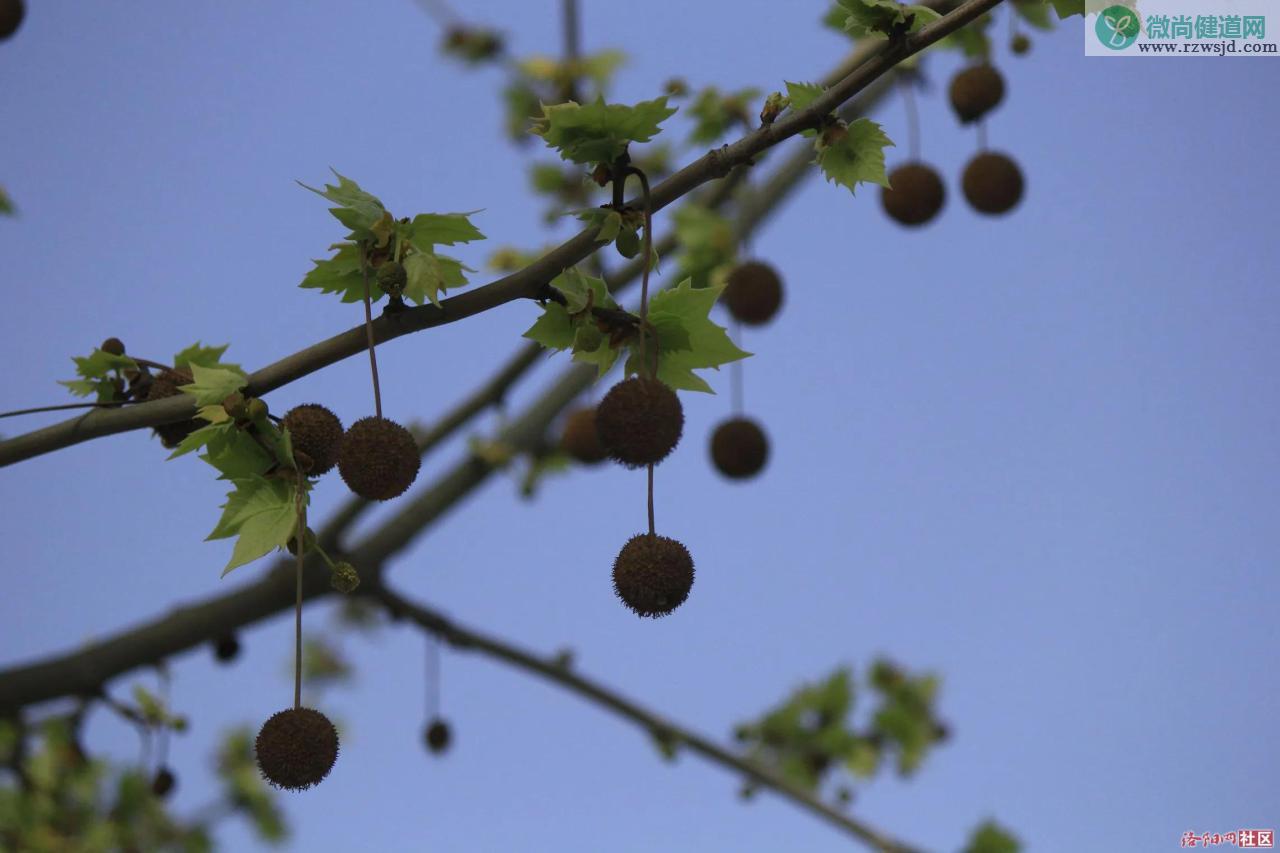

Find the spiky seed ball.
xmin=100 ymin=337 xmax=125 ymax=356
xmin=282 ymin=404 xmax=344 ymax=476
xmin=337 ymin=417 xmax=420 ymax=500
xmin=376 ymin=261 xmax=407 ymax=298
xmin=710 ymin=417 xmax=769 ymax=480
xmin=330 ymin=561 xmax=360 ymax=594
xmin=146 ymin=368 xmax=200 ymax=448
xmin=962 ymin=151 xmax=1025 ymax=215
xmin=723 ymin=261 xmax=784 ymax=326
xmin=151 ymin=767 xmax=176 ymax=798
xmin=0 ymin=0 xmax=24 ymax=40
xmin=213 ymin=633 xmax=241 ymax=663
xmin=595 ymin=377 xmax=683 ymax=468
xmin=560 ymin=407 xmax=607 ymax=465
xmin=255 ymin=707 xmax=339 ymax=791
xmin=612 ymin=533 xmax=695 ymax=618
xmin=880 ymin=163 xmax=946 ymax=227
xmin=948 ymin=64 xmax=1005 ymax=124
xmin=1011 ymin=33 xmax=1031 ymax=55
xmin=424 ymin=718 xmax=452 ymax=754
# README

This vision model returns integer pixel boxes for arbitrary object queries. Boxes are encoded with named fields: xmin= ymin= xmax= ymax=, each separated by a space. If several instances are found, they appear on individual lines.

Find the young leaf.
xmin=532 ymin=96 xmax=677 ymax=165
xmin=406 ymin=212 xmax=486 ymax=248
xmin=1014 ymin=0 xmax=1056 ymax=30
xmin=173 ymin=342 xmax=239 ymax=373
xmin=179 ymin=364 xmax=248 ymax=407
xmin=963 ymin=821 xmax=1022 ymax=853
xmin=208 ymin=475 xmax=303 ymax=576
xmin=623 ymin=280 xmax=750 ymax=393
xmin=838 ymin=0 xmax=941 ymax=39
xmin=403 ymin=251 xmax=472 ymax=307
xmin=298 ymin=170 xmax=387 ymax=235
xmin=1048 ymin=0 xmax=1084 ymax=19
xmin=300 ymin=243 xmax=374 ymax=304
xmin=59 ymin=348 xmax=137 ymax=401
xmin=815 ymin=118 xmax=894 ymax=195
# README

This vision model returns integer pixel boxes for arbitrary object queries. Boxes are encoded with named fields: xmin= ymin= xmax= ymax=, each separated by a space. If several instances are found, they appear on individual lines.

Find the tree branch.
xmin=0 ymin=0 xmax=1001 ymax=469
xmin=374 ymin=582 xmax=925 ymax=853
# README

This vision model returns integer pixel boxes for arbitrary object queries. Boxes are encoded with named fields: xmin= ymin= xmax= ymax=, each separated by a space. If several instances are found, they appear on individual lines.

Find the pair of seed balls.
xmin=280 ymin=405 xmax=420 ymax=501
xmin=880 ymin=152 xmax=1024 ymax=224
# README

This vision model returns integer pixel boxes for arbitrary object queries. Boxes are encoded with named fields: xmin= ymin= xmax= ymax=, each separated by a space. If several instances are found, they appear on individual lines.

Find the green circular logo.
xmin=1096 ymin=5 xmax=1141 ymax=49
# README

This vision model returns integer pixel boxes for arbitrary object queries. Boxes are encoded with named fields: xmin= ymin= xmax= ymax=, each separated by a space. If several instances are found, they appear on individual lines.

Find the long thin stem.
xmin=360 ymin=253 xmax=384 ymax=420
xmin=294 ymin=484 xmax=306 ymax=710
xmin=899 ymin=75 xmax=921 ymax=161
xmin=0 ymin=400 xmax=146 ymax=419
xmin=730 ymin=320 xmax=745 ymax=417
xmin=560 ymin=0 xmax=581 ymax=103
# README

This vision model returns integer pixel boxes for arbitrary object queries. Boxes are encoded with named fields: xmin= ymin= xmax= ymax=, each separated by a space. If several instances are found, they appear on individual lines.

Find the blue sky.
xmin=1 ymin=2 xmax=1277 ymax=851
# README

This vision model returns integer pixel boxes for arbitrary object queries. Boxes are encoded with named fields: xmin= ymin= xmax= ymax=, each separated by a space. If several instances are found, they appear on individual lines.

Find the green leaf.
xmin=815 ymin=118 xmax=894 ymax=195
xmin=572 ymin=207 xmax=624 ymax=243
xmin=673 ymin=204 xmax=736 ymax=288
xmin=173 ymin=342 xmax=238 ymax=373
xmin=963 ymin=821 xmax=1022 ymax=853
xmin=179 ymin=364 xmax=248 ymax=407
xmin=300 ymin=242 xmax=375 ymax=304
xmin=403 ymin=250 xmax=472 ymax=307
xmin=523 ymin=303 xmax=578 ymax=352
xmin=784 ymin=81 xmax=825 ymax=114
xmin=197 ymin=423 xmax=275 ymax=479
xmin=1049 ymin=0 xmax=1084 ymax=19
xmin=687 ymin=86 xmax=760 ymax=146
xmin=1014 ymin=0 xmax=1056 ymax=29
xmin=167 ymin=421 xmax=226 ymax=459
xmin=532 ymin=96 xmax=677 ymax=165
xmin=624 ymin=280 xmax=750 ymax=393
xmin=298 ymin=169 xmax=387 ymax=234
xmin=209 ymin=475 xmax=302 ymax=576
xmin=407 ymin=212 xmax=486 ymax=248
xmin=838 ymin=0 xmax=941 ymax=39
xmin=59 ymin=348 xmax=137 ymax=401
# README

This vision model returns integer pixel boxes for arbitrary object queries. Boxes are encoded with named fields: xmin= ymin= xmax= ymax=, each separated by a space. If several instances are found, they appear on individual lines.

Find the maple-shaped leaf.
xmin=299 ymin=243 xmax=377 ymax=304
xmin=532 ymin=96 xmax=677 ymax=165
xmin=838 ymin=0 xmax=941 ymax=39
xmin=179 ymin=364 xmax=248 ymax=407
xmin=816 ymin=118 xmax=894 ymax=195
xmin=298 ymin=169 xmax=388 ymax=236
xmin=623 ymin=280 xmax=750 ymax=393
xmin=403 ymin=251 xmax=472 ymax=307
xmin=58 ymin=348 xmax=137 ymax=401
xmin=522 ymin=268 xmax=625 ymax=376
xmin=173 ymin=342 xmax=240 ymax=374
xmin=208 ymin=475 xmax=304 ymax=576
xmin=406 ymin=212 xmax=485 ymax=248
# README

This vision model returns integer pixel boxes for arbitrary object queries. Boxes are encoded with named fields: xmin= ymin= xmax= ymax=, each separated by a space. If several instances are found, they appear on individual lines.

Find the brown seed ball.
xmin=723 ymin=261 xmax=783 ymax=326
xmin=0 ymin=0 xmax=24 ymax=40
xmin=948 ymin=64 xmax=1005 ymax=124
xmin=151 ymin=767 xmax=176 ymax=798
xmin=282 ymin=404 xmax=344 ymax=476
xmin=100 ymin=337 xmax=125 ymax=356
xmin=880 ymin=162 xmax=946 ymax=227
xmin=213 ymin=633 xmax=241 ymax=663
xmin=613 ymin=533 xmax=695 ymax=618
xmin=338 ymin=416 xmax=421 ymax=500
xmin=1011 ymin=33 xmax=1031 ymax=55
xmin=595 ymin=377 xmax=684 ymax=468
xmin=424 ymin=718 xmax=452 ymax=754
xmin=255 ymin=707 xmax=339 ymax=791
xmin=560 ymin=407 xmax=607 ymax=465
xmin=962 ymin=151 xmax=1025 ymax=215
xmin=146 ymin=368 xmax=200 ymax=448
xmin=710 ymin=417 xmax=769 ymax=480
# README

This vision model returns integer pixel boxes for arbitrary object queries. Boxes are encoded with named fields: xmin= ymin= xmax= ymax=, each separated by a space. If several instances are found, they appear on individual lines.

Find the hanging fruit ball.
xmin=595 ymin=377 xmax=684 ymax=468
xmin=723 ymin=261 xmax=783 ymax=326
xmin=948 ymin=64 xmax=1005 ymax=124
xmin=146 ymin=369 xmax=201 ymax=449
xmin=100 ymin=337 xmax=126 ymax=356
xmin=613 ymin=533 xmax=695 ymax=618
xmin=213 ymin=634 xmax=241 ymax=663
xmin=151 ymin=767 xmax=177 ymax=798
xmin=281 ymin=404 xmax=344 ymax=476
xmin=255 ymin=707 xmax=340 ymax=791
xmin=0 ymin=0 xmax=24 ymax=40
xmin=961 ymin=151 xmax=1025 ymax=215
xmin=709 ymin=417 xmax=769 ymax=480
xmin=1011 ymin=33 xmax=1031 ymax=55
xmin=560 ymin=407 xmax=607 ymax=465
xmin=880 ymin=163 xmax=946 ymax=227
xmin=338 ymin=416 xmax=421 ymax=501
xmin=424 ymin=718 xmax=452 ymax=754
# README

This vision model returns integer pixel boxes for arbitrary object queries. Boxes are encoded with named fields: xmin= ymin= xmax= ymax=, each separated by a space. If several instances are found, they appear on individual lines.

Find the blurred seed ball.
xmin=338 ymin=416 xmax=421 ymax=501
xmin=709 ymin=417 xmax=769 ymax=480
xmin=932 ymin=721 xmax=951 ymax=742
xmin=213 ymin=633 xmax=241 ymax=663
xmin=330 ymin=561 xmax=360 ymax=594
xmin=574 ymin=323 xmax=604 ymax=353
xmin=612 ymin=533 xmax=695 ymax=618
xmin=151 ymin=766 xmax=176 ymax=798
xmin=146 ymin=369 xmax=201 ymax=448
xmin=1011 ymin=33 xmax=1032 ymax=55
xmin=245 ymin=397 xmax=269 ymax=422
xmin=615 ymin=228 xmax=641 ymax=259
xmin=100 ymin=337 xmax=126 ymax=356
xmin=423 ymin=718 xmax=452 ymax=754
xmin=880 ymin=162 xmax=946 ymax=227
xmin=255 ymin=707 xmax=339 ymax=791
xmin=948 ymin=64 xmax=1005 ymax=124
xmin=376 ymin=260 xmax=407 ymax=298
xmin=961 ymin=151 xmax=1025 ymax=215
xmin=595 ymin=377 xmax=684 ymax=468
xmin=0 ymin=0 xmax=24 ymax=40
xmin=723 ymin=261 xmax=784 ymax=326
xmin=560 ymin=407 xmax=607 ymax=465
xmin=281 ymin=404 xmax=344 ymax=476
